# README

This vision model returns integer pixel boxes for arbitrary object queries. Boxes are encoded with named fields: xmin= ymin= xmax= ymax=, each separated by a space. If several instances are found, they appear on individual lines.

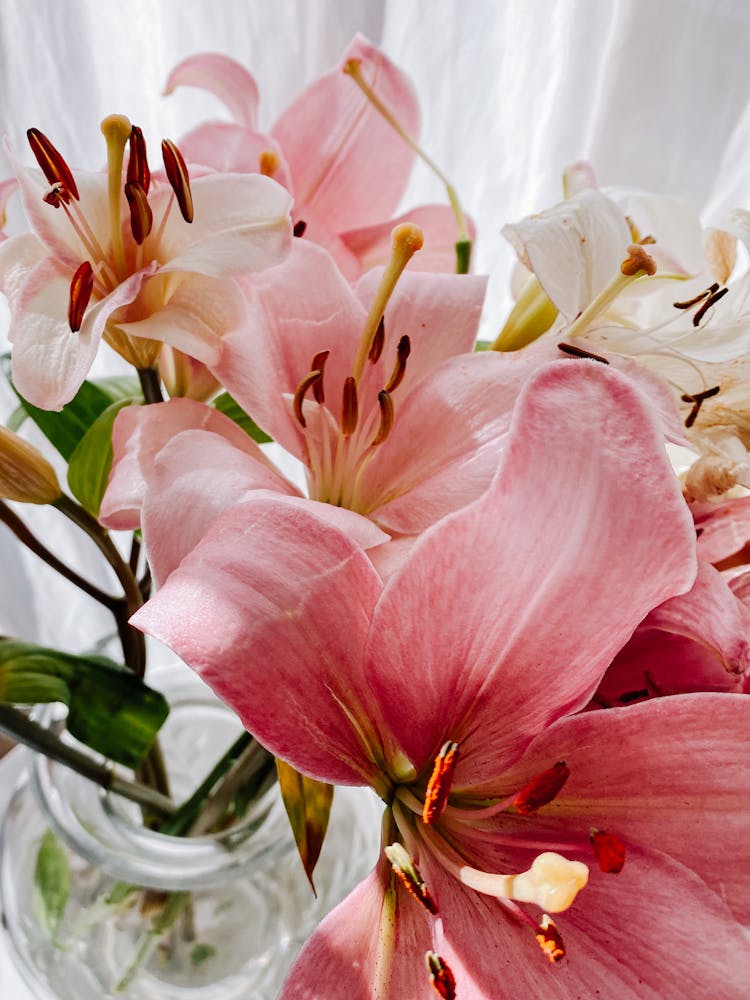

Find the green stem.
xmin=0 ymin=500 xmax=118 ymax=610
xmin=0 ymin=705 xmax=174 ymax=816
xmin=137 ymin=367 xmax=164 ymax=405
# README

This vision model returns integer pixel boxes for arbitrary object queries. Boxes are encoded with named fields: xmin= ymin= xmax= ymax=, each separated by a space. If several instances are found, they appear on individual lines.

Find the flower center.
xmin=290 ymin=223 xmax=422 ymax=511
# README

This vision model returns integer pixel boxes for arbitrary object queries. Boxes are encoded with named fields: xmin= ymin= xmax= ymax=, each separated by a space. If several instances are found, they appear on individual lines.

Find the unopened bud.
xmin=0 ymin=427 xmax=61 ymax=504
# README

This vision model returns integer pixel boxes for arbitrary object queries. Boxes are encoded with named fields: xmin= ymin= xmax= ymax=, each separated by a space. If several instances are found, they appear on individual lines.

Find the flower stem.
xmin=0 ymin=705 xmax=174 ymax=815
xmin=137 ymin=367 xmax=164 ymax=404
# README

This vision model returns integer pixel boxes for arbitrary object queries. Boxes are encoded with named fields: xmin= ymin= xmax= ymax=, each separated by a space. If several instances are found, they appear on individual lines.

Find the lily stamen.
xmin=513 ymin=761 xmax=570 ymax=815
xmin=124 ymin=181 xmax=153 ymax=246
xmin=692 ymin=286 xmax=729 ymax=327
xmin=384 ymin=843 xmax=438 ymax=915
xmin=681 ymin=385 xmax=721 ymax=428
xmin=161 ymin=139 xmax=194 ymax=223
xmin=127 ymin=125 xmax=151 ymax=193
xmin=341 ymin=376 xmax=359 ymax=436
xmin=293 ymin=370 xmax=324 ymax=428
xmin=590 ymin=829 xmax=626 ymax=874
xmin=67 ymin=261 xmax=94 ymax=332
xmin=26 ymin=127 xmax=79 ymax=201
xmin=423 ymin=740 xmax=459 ymax=825
xmin=368 ymin=316 xmax=386 ymax=364
xmin=535 ymin=914 xmax=566 ymax=963
xmin=372 ymin=390 xmax=394 ymax=446
xmin=384 ymin=334 xmax=411 ymax=393
xmin=425 ymin=952 xmax=457 ymax=999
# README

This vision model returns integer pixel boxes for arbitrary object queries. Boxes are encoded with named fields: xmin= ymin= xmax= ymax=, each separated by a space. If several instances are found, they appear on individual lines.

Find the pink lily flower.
xmin=164 ymin=36 xmax=469 ymax=279
xmin=0 ymin=117 xmax=292 ymax=409
xmin=132 ymin=364 xmax=750 ymax=997
xmin=101 ymin=231 xmax=540 ymax=574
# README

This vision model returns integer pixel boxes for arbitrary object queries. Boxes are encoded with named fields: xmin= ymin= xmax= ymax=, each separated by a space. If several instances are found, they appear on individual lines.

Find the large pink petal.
xmin=216 ymin=240 xmax=367 ymax=455
xmin=341 ymin=204 xmax=476 ymax=275
xmin=164 ymin=52 xmax=260 ymax=129
xmin=177 ymin=122 xmax=291 ymax=189
xmin=100 ymin=398 xmax=259 ymax=530
xmin=157 ymin=173 xmax=292 ymax=277
xmin=494 ymin=694 xmax=750 ymax=922
xmin=272 ymin=35 xmax=420 ymax=232
xmin=7 ymin=256 xmax=101 ymax=409
xmin=692 ymin=494 xmax=750 ymax=563
xmin=420 ymin=843 xmax=750 ymax=999
xmin=132 ymin=495 xmax=385 ymax=785
xmin=115 ymin=273 xmax=247 ymax=365
xmin=359 ymin=350 xmax=539 ymax=533
xmin=142 ymin=431 xmax=301 ymax=586
xmin=280 ymin=861 xmax=433 ymax=1000
xmin=0 ymin=232 xmax=46 ymax=305
xmin=364 ymin=362 xmax=697 ymax=783
xmin=0 ymin=176 xmax=17 ymax=239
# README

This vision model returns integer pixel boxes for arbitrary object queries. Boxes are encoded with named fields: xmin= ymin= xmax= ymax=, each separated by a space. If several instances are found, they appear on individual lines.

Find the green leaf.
xmin=191 ymin=943 xmax=217 ymax=966
xmin=213 ymin=392 xmax=272 ymax=444
xmin=474 ymin=340 xmax=492 ymax=351
xmin=32 ymin=830 xmax=70 ymax=937
xmin=276 ymin=758 xmax=334 ymax=893
xmin=67 ymin=397 xmax=135 ymax=516
xmin=0 ymin=639 xmax=169 ymax=768
xmin=1 ymin=353 xmax=141 ymax=461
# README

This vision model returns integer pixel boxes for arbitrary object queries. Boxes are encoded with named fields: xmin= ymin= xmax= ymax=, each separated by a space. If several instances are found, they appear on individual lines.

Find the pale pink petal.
xmin=364 ymin=363 xmax=697 ymax=784
xmin=142 ymin=431 xmax=301 ymax=586
xmin=503 ymin=189 xmax=631 ymax=319
xmin=272 ymin=34 xmax=420 ymax=232
xmin=0 ymin=176 xmax=17 ymax=239
xmin=100 ymin=398 xmax=259 ymax=530
xmin=116 ymin=273 xmax=246 ymax=365
xmin=292 ymin=212 xmax=362 ymax=281
xmin=0 ymin=232 xmax=46 ymax=305
xmin=562 ymin=160 xmax=598 ymax=196
xmin=359 ymin=350 xmax=539 ymax=533
xmin=497 ymin=695 xmax=750 ymax=922
xmin=280 ymin=862 xmax=433 ymax=1000
xmin=216 ymin=240 xmax=367 ymax=455
xmin=164 ymin=52 xmax=260 ymax=129
xmin=7 ymin=257 xmax=101 ymax=409
xmin=132 ymin=495 xmax=384 ymax=784
xmin=355 ymin=268 xmax=487 ymax=395
xmin=158 ymin=173 xmax=292 ymax=276
xmin=341 ymin=205 xmax=476 ymax=274
xmin=177 ymin=122 xmax=291 ymax=188
xmin=420 ymin=843 xmax=750 ymax=999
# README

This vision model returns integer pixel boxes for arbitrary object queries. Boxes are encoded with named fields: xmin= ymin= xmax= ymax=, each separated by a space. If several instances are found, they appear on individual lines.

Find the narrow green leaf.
xmin=276 ymin=758 xmax=334 ymax=893
xmin=67 ymin=398 xmax=135 ymax=515
xmin=1 ymin=353 xmax=141 ymax=461
xmin=32 ymin=830 xmax=70 ymax=937
xmin=0 ymin=639 xmax=169 ymax=767
xmin=213 ymin=392 xmax=272 ymax=444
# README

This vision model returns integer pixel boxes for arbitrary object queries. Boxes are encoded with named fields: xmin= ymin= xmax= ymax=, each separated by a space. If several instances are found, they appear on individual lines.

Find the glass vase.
xmin=0 ymin=662 xmax=380 ymax=999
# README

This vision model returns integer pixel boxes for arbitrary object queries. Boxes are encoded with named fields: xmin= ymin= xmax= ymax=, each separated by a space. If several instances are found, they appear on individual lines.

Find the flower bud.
xmin=0 ymin=426 xmax=62 ymax=504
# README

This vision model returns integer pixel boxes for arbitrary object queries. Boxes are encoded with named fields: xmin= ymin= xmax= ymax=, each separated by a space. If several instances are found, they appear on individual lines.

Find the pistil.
xmin=563 ymin=244 xmax=657 ymax=341
xmin=101 ymin=114 xmax=132 ymax=279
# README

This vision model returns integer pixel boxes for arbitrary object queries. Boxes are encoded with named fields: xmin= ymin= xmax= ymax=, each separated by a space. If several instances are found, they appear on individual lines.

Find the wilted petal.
xmin=364 ymin=363 xmax=696 ymax=783
xmin=164 ymin=52 xmax=260 ymax=129
xmin=272 ymin=34 xmax=420 ymax=232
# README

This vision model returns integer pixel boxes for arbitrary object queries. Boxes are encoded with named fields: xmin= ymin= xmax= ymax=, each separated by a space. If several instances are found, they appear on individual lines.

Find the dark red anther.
xmin=535 ymin=915 xmax=565 ymax=963
xmin=692 ymin=286 xmax=729 ymax=327
xmin=161 ymin=139 xmax=193 ymax=223
xmin=557 ymin=342 xmax=610 ymax=364
xmin=125 ymin=181 xmax=153 ymax=245
xmin=384 ymin=334 xmax=411 ymax=393
xmin=293 ymin=370 xmax=323 ymax=428
xmin=372 ymin=390 xmax=394 ymax=447
xmin=293 ymin=220 xmax=307 ymax=238
xmin=590 ymin=829 xmax=626 ymax=874
xmin=673 ymin=283 xmax=719 ymax=310
xmin=513 ymin=761 xmax=569 ymax=815
xmin=68 ymin=261 xmax=94 ymax=332
xmin=680 ymin=385 xmax=721 ymax=429
xmin=423 ymin=741 xmax=459 ymax=825
xmin=42 ymin=182 xmax=70 ymax=208
xmin=368 ymin=316 xmax=385 ymax=363
xmin=425 ymin=952 xmax=456 ymax=1000
xmin=27 ymin=128 xmax=79 ymax=201
xmin=127 ymin=126 xmax=151 ymax=194
xmin=341 ymin=377 xmax=358 ymax=436
xmin=310 ymin=351 xmax=330 ymax=405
